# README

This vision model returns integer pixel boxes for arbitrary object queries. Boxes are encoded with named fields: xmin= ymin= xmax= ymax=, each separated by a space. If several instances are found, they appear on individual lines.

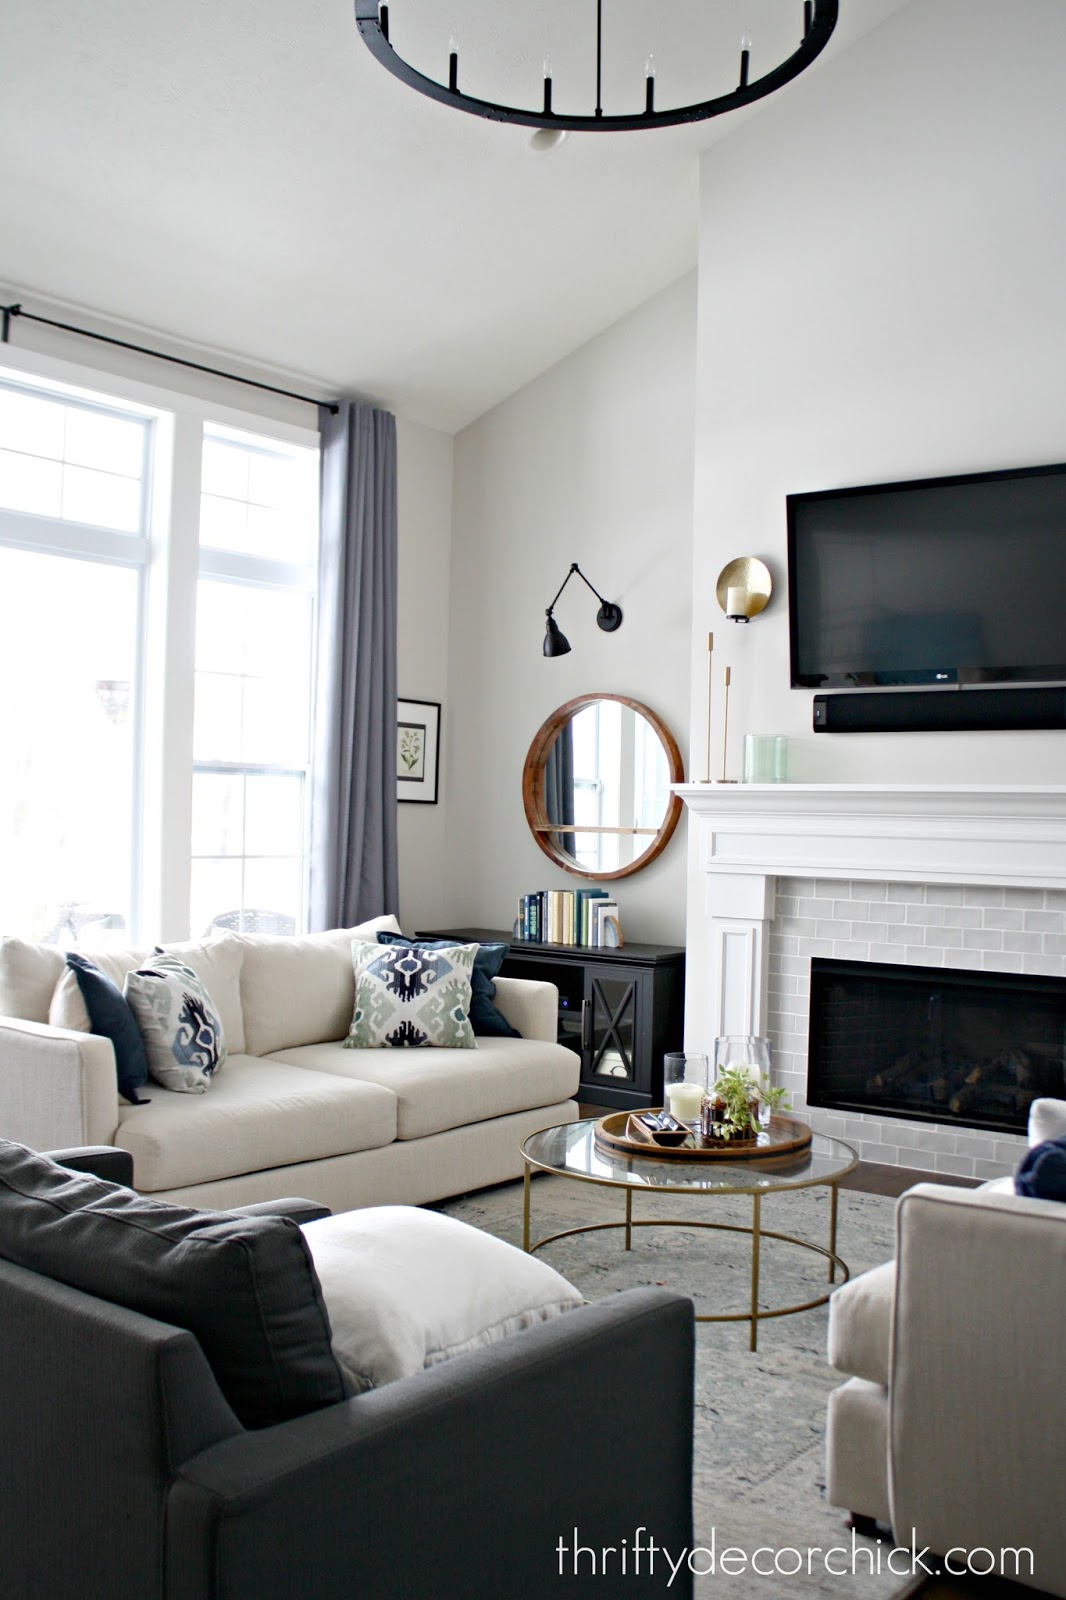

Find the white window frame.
xmin=0 ymin=344 xmax=319 ymax=944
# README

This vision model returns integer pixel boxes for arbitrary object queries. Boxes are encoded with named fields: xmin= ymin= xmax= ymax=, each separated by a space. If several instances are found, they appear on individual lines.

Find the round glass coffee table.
xmin=521 ymin=1119 xmax=858 ymax=1351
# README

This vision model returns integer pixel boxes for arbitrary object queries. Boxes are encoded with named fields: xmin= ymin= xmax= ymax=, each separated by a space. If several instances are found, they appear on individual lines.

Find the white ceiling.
xmin=0 ymin=0 xmax=912 ymax=433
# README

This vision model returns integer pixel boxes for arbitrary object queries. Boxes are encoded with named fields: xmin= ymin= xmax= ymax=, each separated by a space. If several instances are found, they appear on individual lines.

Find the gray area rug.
xmin=442 ymin=1175 xmax=902 ymax=1599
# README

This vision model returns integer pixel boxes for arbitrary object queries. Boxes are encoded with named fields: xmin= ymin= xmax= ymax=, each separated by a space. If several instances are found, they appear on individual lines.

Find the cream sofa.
xmin=0 ymin=918 xmax=580 ymax=1212
xmin=826 ymin=1098 xmax=1066 ymax=1597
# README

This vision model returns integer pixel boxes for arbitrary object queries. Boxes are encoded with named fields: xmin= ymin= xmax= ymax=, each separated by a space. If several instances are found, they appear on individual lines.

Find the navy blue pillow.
xmin=375 ymin=934 xmax=521 ymax=1038
xmin=65 ymin=952 xmax=150 ymax=1104
xmin=1014 ymin=1134 xmax=1066 ymax=1202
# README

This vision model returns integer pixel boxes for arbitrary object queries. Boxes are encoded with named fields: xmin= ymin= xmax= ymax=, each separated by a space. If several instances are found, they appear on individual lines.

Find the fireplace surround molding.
xmin=676 ymin=782 xmax=1066 ymax=1046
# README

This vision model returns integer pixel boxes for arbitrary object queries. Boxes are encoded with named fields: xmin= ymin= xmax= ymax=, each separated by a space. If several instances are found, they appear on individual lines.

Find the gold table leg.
xmin=522 ymin=1161 xmax=531 ymax=1253
xmin=828 ymin=1182 xmax=839 ymax=1284
xmin=750 ymin=1192 xmax=761 ymax=1352
xmin=625 ymin=1187 xmax=633 ymax=1251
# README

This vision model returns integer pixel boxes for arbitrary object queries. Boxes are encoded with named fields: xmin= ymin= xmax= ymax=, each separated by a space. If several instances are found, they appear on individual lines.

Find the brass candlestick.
xmin=716 ymin=664 xmax=736 ymax=783
xmin=703 ymin=632 xmax=714 ymax=783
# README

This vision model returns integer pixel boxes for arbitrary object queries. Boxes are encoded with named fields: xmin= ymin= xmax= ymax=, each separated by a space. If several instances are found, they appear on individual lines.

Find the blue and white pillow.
xmin=344 ymin=939 xmax=477 ymax=1050
xmin=124 ymin=954 xmax=227 ymax=1093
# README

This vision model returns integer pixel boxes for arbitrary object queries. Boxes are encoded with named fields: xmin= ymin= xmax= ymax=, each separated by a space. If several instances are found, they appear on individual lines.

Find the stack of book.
xmin=516 ymin=889 xmax=622 ymax=947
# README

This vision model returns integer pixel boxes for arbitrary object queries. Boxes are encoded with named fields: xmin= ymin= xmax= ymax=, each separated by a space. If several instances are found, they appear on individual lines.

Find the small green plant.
xmin=705 ymin=1063 xmax=790 ymax=1140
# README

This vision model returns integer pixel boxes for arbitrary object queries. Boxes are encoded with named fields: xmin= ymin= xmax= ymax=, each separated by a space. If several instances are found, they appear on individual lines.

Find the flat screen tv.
xmin=787 ymin=462 xmax=1066 ymax=689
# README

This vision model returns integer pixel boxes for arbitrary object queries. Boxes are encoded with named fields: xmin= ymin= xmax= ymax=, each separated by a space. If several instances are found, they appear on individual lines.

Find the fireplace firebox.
xmin=807 ymin=957 xmax=1066 ymax=1137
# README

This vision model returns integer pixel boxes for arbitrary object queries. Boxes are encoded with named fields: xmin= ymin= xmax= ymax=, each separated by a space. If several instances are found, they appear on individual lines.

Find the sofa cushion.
xmin=0 ymin=1139 xmax=348 ymax=1430
xmin=125 ymin=954 xmax=228 ymax=1094
xmin=64 ymin=952 xmax=150 ymax=1104
xmin=301 ymin=1206 xmax=583 ymax=1393
xmin=0 ymin=937 xmax=66 ymax=1023
xmin=827 ymin=1258 xmax=895 ymax=1388
xmin=49 ymin=935 xmax=246 ymax=1054
xmin=239 ymin=916 xmax=401 ymax=1056
xmin=268 ymin=1036 xmax=580 ymax=1141
xmin=345 ymin=939 xmax=477 ymax=1050
xmin=376 ymin=933 xmax=521 ymax=1038
xmin=113 ymin=1057 xmax=397 ymax=1191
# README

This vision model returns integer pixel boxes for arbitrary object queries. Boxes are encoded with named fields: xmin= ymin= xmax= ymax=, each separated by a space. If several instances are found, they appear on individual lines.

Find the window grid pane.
xmin=199 ymin=428 xmax=317 ymax=564
xmin=0 ymin=382 xmax=147 ymax=532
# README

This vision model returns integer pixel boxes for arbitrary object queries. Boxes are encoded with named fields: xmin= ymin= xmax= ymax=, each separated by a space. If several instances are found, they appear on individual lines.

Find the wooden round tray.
xmin=594 ymin=1111 xmax=813 ymax=1162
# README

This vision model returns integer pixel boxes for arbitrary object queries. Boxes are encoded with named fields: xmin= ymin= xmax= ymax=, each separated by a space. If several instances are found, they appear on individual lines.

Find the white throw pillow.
xmin=344 ymin=938 xmax=477 ymax=1049
xmin=301 ymin=1207 xmax=584 ymax=1393
xmin=49 ymin=935 xmax=246 ymax=1053
xmin=1029 ymin=1097 xmax=1066 ymax=1146
xmin=124 ymin=954 xmax=227 ymax=1094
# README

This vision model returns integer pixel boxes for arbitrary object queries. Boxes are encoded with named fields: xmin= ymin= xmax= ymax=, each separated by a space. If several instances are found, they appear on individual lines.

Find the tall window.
xmin=0 ymin=380 xmax=150 ymax=945
xmin=190 ymin=426 xmax=319 ymax=938
xmin=0 ymin=361 xmax=319 ymax=946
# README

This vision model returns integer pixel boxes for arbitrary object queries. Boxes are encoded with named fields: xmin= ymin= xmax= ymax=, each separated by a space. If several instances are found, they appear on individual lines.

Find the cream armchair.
xmin=826 ymin=1099 xmax=1066 ymax=1598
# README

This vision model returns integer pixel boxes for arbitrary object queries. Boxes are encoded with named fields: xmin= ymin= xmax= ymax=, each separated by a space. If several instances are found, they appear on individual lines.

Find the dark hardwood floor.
xmin=576 ymin=1102 xmax=982 ymax=1198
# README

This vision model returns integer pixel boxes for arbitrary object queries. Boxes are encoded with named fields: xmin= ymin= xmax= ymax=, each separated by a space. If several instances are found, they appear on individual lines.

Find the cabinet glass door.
xmin=587 ymin=975 xmax=637 ymax=1086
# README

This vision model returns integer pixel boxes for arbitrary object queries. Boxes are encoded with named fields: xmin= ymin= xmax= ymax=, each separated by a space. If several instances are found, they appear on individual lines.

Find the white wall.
xmin=395 ymin=415 xmax=454 ymax=931
xmin=447 ymin=274 xmax=697 ymax=945
xmin=691 ymin=0 xmax=1066 ymax=786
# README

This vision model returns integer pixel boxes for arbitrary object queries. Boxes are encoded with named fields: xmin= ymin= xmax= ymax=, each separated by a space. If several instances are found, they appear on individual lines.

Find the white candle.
xmin=726 ymin=585 xmax=746 ymax=618
xmin=666 ymin=1082 xmax=704 ymax=1123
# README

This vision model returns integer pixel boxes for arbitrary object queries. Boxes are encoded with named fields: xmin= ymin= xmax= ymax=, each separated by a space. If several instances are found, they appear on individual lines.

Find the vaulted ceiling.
xmin=1 ymin=0 xmax=912 ymax=431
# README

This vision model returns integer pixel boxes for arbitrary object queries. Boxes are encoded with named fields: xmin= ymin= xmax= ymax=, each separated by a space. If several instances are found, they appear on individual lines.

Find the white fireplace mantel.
xmin=675 ymin=783 xmax=1066 ymax=1045
xmin=675 ymin=783 xmax=1066 ymax=890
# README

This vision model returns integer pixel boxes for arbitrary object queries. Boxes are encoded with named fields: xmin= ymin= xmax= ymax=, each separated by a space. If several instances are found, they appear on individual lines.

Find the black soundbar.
xmin=812 ymin=686 xmax=1066 ymax=734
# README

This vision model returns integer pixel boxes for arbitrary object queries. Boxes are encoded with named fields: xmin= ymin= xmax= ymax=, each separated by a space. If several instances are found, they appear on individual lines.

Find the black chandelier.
xmin=355 ymin=1 xmax=838 ymax=135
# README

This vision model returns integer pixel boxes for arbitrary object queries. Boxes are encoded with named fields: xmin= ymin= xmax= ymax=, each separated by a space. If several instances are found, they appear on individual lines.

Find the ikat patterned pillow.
xmin=124 ymin=953 xmax=227 ymax=1093
xmin=344 ymin=939 xmax=477 ymax=1050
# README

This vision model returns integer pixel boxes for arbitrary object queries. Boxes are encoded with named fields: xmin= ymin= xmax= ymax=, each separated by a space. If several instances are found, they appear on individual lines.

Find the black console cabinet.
xmin=419 ymin=928 xmax=686 ymax=1110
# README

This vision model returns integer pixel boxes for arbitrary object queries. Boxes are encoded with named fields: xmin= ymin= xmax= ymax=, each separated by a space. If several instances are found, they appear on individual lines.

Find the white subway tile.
xmin=925 ymin=885 xmax=966 ymax=906
xmin=888 ymin=883 xmax=922 ymax=903
xmin=905 ymin=945 xmax=942 ymax=965
xmin=1004 ymin=888 xmax=1046 ymax=909
xmin=1043 ymin=933 xmax=1066 ymax=955
xmin=983 ymin=952 xmax=1023 ymax=972
xmin=943 ymin=907 xmax=983 ymax=929
xmin=927 ymin=926 xmax=964 ymax=948
xmin=963 ymin=929 xmax=1003 ymax=951
xmin=815 ymin=919 xmax=852 ymax=941
xmin=983 ymin=908 xmax=1024 ymax=931
xmin=933 ymin=1152 xmax=977 ymax=1177
xmin=850 ymin=921 xmax=889 ymax=943
xmin=965 ymin=886 xmax=1004 ymax=907
xmin=907 ymin=904 xmax=945 ymax=926
xmin=1002 ymin=932 xmax=1042 ymax=954
xmin=1023 ymin=910 xmax=1065 ymax=932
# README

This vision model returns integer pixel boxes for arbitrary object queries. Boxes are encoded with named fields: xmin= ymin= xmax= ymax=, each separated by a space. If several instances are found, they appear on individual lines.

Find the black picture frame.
xmin=397 ymin=698 xmax=440 ymax=804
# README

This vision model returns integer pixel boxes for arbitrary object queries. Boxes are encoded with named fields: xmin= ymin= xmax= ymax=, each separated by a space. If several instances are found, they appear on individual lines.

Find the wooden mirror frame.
xmin=521 ymin=693 xmax=685 ymax=882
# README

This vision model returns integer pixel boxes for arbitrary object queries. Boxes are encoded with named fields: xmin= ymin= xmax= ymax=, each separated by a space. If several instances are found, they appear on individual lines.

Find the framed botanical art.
xmin=396 ymin=698 xmax=441 ymax=804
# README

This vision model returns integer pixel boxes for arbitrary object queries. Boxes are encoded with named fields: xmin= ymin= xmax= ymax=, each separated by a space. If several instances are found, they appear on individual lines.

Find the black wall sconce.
xmin=543 ymin=563 xmax=623 ymax=657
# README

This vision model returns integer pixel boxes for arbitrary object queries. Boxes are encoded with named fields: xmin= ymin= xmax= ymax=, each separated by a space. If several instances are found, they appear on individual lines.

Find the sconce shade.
xmin=543 ymin=615 xmax=572 ymax=657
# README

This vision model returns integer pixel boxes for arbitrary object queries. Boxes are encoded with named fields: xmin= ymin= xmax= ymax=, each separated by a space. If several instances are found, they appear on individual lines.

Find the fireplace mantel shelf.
xmin=675 ymin=783 xmax=1066 ymax=890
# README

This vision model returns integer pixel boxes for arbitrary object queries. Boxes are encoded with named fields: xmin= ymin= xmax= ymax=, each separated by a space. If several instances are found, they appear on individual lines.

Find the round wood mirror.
xmin=522 ymin=694 xmax=685 ymax=881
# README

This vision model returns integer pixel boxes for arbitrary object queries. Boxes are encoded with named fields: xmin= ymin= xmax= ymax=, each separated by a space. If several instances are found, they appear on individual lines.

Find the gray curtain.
xmin=308 ymin=400 xmax=399 ymax=930
xmin=545 ymin=724 xmax=575 ymax=853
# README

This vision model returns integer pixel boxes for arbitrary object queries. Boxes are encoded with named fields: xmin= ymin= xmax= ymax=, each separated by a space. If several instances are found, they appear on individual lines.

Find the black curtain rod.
xmin=0 ymin=302 xmax=340 ymax=415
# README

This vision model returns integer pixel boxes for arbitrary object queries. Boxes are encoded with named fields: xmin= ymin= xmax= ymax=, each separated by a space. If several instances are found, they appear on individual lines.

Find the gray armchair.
xmin=0 ymin=1147 xmax=695 ymax=1600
